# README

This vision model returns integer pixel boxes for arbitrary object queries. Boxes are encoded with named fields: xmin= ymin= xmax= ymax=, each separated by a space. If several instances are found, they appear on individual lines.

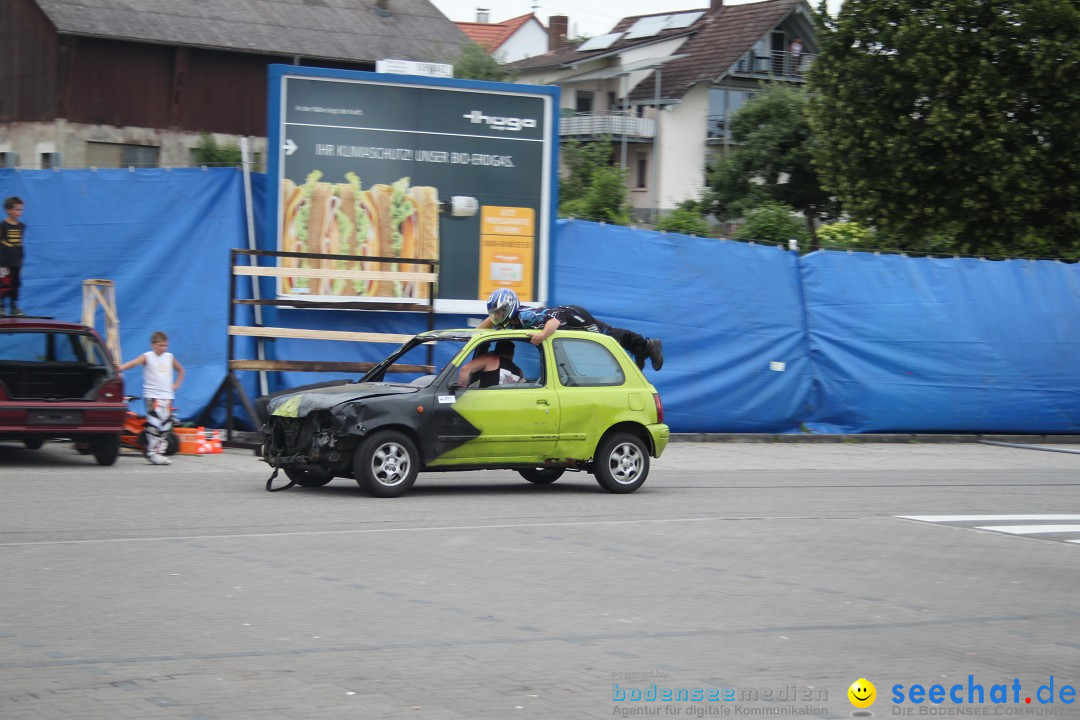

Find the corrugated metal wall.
xmin=2 ymin=0 xmax=376 ymax=135
xmin=0 ymin=0 xmax=61 ymax=123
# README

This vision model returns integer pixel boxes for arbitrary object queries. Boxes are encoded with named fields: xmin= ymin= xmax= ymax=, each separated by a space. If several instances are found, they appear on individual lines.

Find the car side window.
xmin=552 ymin=338 xmax=625 ymax=387
xmin=463 ymin=339 xmax=545 ymax=389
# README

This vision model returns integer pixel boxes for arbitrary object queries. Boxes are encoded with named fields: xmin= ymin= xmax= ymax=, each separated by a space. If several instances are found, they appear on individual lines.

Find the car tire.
xmin=593 ymin=432 xmax=649 ymax=493
xmin=23 ymin=437 xmax=45 ymax=450
xmin=354 ymin=431 xmax=419 ymax=498
xmin=519 ymin=467 xmax=564 ymax=484
xmin=285 ymin=466 xmax=334 ymax=487
xmin=92 ymin=435 xmax=121 ymax=466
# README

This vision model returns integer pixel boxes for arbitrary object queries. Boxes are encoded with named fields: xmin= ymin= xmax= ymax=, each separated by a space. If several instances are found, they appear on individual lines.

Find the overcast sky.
xmin=429 ymin=0 xmax=843 ymax=38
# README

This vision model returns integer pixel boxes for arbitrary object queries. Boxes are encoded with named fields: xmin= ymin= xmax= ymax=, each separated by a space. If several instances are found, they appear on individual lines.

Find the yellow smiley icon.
xmin=848 ymin=678 xmax=876 ymax=708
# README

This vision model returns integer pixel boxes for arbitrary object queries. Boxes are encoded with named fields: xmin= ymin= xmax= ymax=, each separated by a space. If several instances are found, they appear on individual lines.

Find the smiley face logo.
xmin=848 ymin=678 xmax=876 ymax=708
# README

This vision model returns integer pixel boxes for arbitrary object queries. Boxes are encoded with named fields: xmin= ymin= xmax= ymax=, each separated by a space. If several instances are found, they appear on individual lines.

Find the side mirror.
xmin=447 ymin=380 xmax=461 ymax=392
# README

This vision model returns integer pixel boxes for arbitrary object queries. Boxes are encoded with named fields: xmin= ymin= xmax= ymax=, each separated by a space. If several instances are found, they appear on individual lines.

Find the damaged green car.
xmin=261 ymin=329 xmax=669 ymax=497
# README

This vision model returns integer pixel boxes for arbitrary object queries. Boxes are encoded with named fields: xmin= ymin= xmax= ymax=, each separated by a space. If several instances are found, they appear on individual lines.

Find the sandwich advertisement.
xmin=266 ymin=65 xmax=559 ymax=311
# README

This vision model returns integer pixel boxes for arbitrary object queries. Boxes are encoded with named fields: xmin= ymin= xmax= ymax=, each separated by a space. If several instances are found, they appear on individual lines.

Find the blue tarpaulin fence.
xmin=1 ymin=168 xmax=1077 ymax=434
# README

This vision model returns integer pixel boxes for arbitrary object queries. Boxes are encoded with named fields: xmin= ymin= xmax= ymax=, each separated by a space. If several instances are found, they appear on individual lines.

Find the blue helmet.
xmin=487 ymin=288 xmax=520 ymax=328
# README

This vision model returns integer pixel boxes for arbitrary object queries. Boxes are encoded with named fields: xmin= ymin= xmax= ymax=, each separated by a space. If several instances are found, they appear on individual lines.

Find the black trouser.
xmin=2 ymin=266 xmax=19 ymax=306
xmin=564 ymin=305 xmax=650 ymax=359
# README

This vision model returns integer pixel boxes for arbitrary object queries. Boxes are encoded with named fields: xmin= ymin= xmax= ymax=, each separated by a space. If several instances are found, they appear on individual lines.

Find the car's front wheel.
xmin=593 ymin=433 xmax=649 ymax=493
xmin=354 ymin=431 xmax=419 ymax=498
xmin=92 ymin=435 xmax=121 ymax=466
xmin=519 ymin=467 xmax=564 ymax=484
xmin=23 ymin=437 xmax=44 ymax=450
xmin=285 ymin=466 xmax=334 ymax=487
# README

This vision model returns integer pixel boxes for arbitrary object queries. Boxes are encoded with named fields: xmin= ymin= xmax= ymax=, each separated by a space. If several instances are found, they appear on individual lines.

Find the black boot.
xmin=646 ymin=339 xmax=663 ymax=371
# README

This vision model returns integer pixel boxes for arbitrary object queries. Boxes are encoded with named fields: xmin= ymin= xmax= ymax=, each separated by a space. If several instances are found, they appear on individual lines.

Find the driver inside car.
xmin=458 ymin=340 xmax=524 ymax=388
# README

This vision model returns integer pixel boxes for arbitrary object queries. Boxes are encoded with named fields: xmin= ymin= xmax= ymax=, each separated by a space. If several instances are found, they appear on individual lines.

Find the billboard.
xmin=266 ymin=65 xmax=559 ymax=312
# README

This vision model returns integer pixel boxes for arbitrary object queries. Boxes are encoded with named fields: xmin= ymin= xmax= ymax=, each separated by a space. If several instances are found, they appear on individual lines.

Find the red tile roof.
xmin=456 ymin=13 xmax=537 ymax=52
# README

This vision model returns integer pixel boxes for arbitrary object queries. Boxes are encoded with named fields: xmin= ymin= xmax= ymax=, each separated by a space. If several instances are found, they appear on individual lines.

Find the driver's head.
xmin=486 ymin=288 xmax=520 ymax=328
xmin=494 ymin=340 xmax=515 ymax=358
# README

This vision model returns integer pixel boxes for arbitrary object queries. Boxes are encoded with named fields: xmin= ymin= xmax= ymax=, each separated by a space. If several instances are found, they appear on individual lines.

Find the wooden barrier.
xmin=200 ymin=248 xmax=438 ymax=442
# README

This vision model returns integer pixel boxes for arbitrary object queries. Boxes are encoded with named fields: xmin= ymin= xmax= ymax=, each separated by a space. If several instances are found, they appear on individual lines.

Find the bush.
xmin=816 ymin=222 xmax=876 ymax=249
xmin=192 ymin=132 xmax=241 ymax=167
xmin=737 ymin=203 xmax=809 ymax=245
xmin=655 ymin=206 xmax=709 ymax=236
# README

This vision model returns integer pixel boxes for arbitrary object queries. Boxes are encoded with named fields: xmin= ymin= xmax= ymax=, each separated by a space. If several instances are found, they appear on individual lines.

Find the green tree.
xmin=453 ymin=41 xmax=519 ymax=82
xmin=808 ymin=0 xmax=1080 ymax=258
xmin=736 ymin=202 xmax=810 ymax=246
xmin=558 ymin=138 xmax=631 ymax=223
xmin=705 ymin=84 xmax=836 ymax=250
xmin=192 ymin=132 xmax=241 ymax=166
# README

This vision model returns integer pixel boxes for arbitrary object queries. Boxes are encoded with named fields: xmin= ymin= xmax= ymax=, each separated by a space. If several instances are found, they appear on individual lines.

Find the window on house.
xmin=707 ymin=88 xmax=758 ymax=139
xmin=86 ymin=142 xmax=159 ymax=168
xmin=636 ymin=151 xmax=648 ymax=189
xmin=575 ymin=90 xmax=594 ymax=114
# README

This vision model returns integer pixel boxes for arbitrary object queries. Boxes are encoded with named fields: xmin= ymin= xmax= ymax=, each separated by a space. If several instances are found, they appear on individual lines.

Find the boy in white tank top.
xmin=120 ymin=331 xmax=186 ymax=465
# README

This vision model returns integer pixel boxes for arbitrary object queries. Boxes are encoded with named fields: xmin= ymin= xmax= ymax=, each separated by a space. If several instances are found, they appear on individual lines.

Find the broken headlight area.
xmin=263 ymin=412 xmax=340 ymax=463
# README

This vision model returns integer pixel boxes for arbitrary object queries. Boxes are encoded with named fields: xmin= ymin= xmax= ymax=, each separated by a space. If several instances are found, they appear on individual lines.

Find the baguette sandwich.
xmin=279 ymin=173 xmax=440 ymax=298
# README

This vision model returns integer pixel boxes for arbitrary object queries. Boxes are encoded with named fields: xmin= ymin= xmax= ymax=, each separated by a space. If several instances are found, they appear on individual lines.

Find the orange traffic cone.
xmin=210 ymin=430 xmax=224 ymax=454
xmin=195 ymin=426 xmax=211 ymax=455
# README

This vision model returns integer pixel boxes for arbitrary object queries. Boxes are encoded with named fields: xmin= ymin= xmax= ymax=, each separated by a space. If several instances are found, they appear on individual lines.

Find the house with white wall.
xmin=510 ymin=0 xmax=817 ymax=221
xmin=455 ymin=10 xmax=549 ymax=63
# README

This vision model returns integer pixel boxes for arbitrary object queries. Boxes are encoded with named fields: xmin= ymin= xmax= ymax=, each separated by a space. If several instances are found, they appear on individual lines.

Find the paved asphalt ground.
xmin=2 ymin=440 xmax=1079 ymax=720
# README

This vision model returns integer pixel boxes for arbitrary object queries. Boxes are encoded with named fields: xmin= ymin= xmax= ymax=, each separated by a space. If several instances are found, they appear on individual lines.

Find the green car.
xmin=261 ymin=328 xmax=669 ymax=497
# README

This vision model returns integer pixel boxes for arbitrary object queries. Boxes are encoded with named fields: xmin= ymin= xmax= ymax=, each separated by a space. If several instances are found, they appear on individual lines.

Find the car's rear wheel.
xmin=593 ymin=433 xmax=649 ymax=493
xmin=23 ymin=437 xmax=44 ymax=450
xmin=285 ymin=466 xmax=334 ymax=487
xmin=519 ymin=467 xmax=564 ymax=484
xmin=92 ymin=435 xmax=121 ymax=466
xmin=354 ymin=431 xmax=419 ymax=498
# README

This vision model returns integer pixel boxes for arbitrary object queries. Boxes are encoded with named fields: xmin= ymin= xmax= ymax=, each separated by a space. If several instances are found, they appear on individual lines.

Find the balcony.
xmin=559 ymin=111 xmax=656 ymax=141
xmin=731 ymin=50 xmax=815 ymax=80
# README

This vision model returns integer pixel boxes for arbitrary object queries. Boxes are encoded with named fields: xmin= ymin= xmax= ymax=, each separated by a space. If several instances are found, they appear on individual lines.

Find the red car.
xmin=0 ymin=317 xmax=126 ymax=465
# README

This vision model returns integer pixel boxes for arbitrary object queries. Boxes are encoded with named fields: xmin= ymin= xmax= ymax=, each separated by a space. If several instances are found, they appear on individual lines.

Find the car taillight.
xmin=97 ymin=378 xmax=124 ymax=402
xmin=652 ymin=392 xmax=664 ymax=424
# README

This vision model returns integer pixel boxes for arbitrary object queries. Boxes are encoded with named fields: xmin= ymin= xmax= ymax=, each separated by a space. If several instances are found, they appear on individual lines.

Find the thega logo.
xmin=462 ymin=110 xmax=537 ymax=132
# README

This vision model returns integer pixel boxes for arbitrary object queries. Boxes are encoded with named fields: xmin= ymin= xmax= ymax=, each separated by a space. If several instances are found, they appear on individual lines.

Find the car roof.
xmin=0 ymin=316 xmax=97 ymax=332
xmin=416 ymin=328 xmax=610 ymax=341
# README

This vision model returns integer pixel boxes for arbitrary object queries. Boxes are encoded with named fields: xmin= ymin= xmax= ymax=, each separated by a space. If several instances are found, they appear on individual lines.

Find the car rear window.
xmin=552 ymin=337 xmax=625 ymax=387
xmin=0 ymin=331 xmax=111 ymax=365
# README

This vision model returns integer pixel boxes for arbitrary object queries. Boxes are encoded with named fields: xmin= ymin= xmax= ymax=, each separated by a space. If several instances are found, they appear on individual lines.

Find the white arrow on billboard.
xmin=283 ymin=139 xmax=298 ymax=156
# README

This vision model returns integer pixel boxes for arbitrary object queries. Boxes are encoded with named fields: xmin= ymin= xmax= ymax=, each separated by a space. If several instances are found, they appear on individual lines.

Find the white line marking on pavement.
xmin=975 ymin=524 xmax=1080 ymax=535
xmin=899 ymin=514 xmax=1080 ymax=522
xmin=0 ymin=515 xmax=836 ymax=547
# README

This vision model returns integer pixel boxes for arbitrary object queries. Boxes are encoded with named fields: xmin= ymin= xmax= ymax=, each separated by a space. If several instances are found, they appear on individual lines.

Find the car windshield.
xmin=363 ymin=335 xmax=473 ymax=386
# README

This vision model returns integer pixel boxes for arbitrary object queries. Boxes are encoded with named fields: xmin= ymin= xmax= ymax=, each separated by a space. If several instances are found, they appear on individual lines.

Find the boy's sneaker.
xmin=147 ymin=453 xmax=169 ymax=466
xmin=646 ymin=338 xmax=664 ymax=371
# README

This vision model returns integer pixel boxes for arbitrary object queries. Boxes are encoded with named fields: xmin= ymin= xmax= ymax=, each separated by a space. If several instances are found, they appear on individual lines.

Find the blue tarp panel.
xmin=552 ymin=221 xmax=811 ymax=433
xmin=801 ymin=251 xmax=1080 ymax=433
xmin=0 ymin=168 xmax=256 ymax=424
